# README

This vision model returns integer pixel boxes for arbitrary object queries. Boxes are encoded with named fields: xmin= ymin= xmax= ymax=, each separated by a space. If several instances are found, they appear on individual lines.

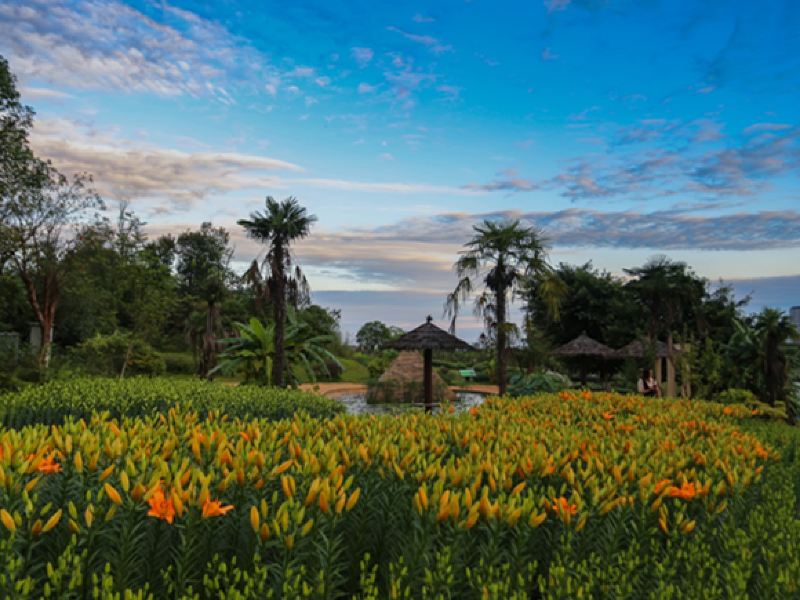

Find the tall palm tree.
xmin=238 ymin=197 xmax=316 ymax=387
xmin=445 ymin=219 xmax=562 ymax=395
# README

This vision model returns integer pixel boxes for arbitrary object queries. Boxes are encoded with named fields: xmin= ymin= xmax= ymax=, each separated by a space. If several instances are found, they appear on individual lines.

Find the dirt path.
xmin=299 ymin=382 xmax=368 ymax=397
xmin=300 ymin=382 xmax=500 ymax=398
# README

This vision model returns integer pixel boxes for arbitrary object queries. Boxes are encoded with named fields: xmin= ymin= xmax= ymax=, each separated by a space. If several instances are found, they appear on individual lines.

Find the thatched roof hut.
xmin=383 ymin=316 xmax=472 ymax=411
xmin=386 ymin=317 xmax=473 ymax=352
xmin=553 ymin=333 xmax=615 ymax=358
xmin=369 ymin=351 xmax=455 ymax=404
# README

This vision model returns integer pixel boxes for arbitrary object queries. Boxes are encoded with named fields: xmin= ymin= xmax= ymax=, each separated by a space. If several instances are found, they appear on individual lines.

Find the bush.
xmin=0 ymin=391 xmax=795 ymax=597
xmin=508 ymin=370 xmax=572 ymax=396
xmin=715 ymin=388 xmax=759 ymax=406
xmin=0 ymin=377 xmax=344 ymax=428
xmin=159 ymin=351 xmax=196 ymax=375
xmin=72 ymin=331 xmax=165 ymax=377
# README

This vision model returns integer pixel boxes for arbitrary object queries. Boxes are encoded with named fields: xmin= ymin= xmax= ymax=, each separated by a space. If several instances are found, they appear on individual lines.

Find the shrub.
xmin=71 ymin=331 xmax=165 ymax=377
xmin=715 ymin=388 xmax=759 ymax=406
xmin=159 ymin=351 xmax=196 ymax=375
xmin=0 ymin=377 xmax=344 ymax=428
xmin=508 ymin=370 xmax=572 ymax=396
xmin=0 ymin=391 xmax=794 ymax=597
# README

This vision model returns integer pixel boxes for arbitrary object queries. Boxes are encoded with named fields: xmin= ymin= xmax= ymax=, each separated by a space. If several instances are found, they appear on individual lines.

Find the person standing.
xmin=637 ymin=369 xmax=661 ymax=397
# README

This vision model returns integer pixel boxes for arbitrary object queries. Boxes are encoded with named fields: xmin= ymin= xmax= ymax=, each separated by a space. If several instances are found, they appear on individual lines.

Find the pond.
xmin=334 ymin=391 xmax=486 ymax=415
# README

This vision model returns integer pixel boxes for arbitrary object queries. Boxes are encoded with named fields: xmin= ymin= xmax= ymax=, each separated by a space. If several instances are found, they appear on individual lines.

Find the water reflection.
xmin=335 ymin=391 xmax=486 ymax=415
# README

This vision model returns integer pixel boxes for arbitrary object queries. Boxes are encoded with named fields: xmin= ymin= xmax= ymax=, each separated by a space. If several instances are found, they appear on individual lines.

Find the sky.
xmin=2 ymin=0 xmax=800 ymax=339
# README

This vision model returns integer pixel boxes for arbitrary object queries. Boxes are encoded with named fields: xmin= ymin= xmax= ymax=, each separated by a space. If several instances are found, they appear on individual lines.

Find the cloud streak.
xmin=0 ymin=0 xmax=278 ymax=99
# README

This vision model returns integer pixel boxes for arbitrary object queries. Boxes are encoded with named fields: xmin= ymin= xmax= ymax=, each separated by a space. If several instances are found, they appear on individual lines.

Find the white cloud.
xmin=0 ymin=0 xmax=283 ymax=100
xmin=29 ymin=118 xmax=302 ymax=209
xmin=358 ymin=82 xmax=377 ymax=94
xmin=351 ymin=47 xmax=374 ymax=67
xmin=20 ymin=86 xmax=73 ymax=100
xmin=386 ymin=26 xmax=452 ymax=54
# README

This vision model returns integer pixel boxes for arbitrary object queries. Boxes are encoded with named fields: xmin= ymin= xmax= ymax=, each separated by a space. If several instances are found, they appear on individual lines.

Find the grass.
xmin=336 ymin=357 xmax=370 ymax=383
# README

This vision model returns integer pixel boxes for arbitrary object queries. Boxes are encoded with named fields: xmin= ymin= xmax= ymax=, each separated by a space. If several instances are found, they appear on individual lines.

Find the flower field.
xmin=1 ymin=384 xmax=799 ymax=598
xmin=0 ymin=378 xmax=344 ymax=427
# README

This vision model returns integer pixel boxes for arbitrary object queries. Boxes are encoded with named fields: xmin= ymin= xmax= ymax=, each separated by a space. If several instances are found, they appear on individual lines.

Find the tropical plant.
xmin=446 ymin=219 xmax=563 ymax=395
xmin=213 ymin=312 xmax=341 ymax=386
xmin=238 ymin=197 xmax=317 ymax=388
xmin=754 ymin=308 xmax=799 ymax=407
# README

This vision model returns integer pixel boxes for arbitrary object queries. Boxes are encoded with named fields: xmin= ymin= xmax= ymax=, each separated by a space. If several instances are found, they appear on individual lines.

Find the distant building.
xmin=792 ymin=306 xmax=800 ymax=332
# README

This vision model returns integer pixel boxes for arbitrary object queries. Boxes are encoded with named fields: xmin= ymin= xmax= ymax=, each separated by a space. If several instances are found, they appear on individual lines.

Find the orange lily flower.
xmin=667 ymin=481 xmax=697 ymax=500
xmin=37 ymin=455 xmax=62 ymax=474
xmin=202 ymin=497 xmax=234 ymax=518
xmin=147 ymin=484 xmax=176 ymax=524
xmin=551 ymin=496 xmax=578 ymax=516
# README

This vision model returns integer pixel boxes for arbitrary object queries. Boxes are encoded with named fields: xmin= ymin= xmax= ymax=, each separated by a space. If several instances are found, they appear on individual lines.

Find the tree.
xmin=356 ymin=320 xmax=395 ymax=353
xmin=625 ymin=257 xmax=705 ymax=394
xmin=755 ymin=308 xmax=798 ymax=408
xmin=1 ymin=57 xmax=102 ymax=368
xmin=237 ymin=197 xmax=316 ymax=387
xmin=527 ymin=262 xmax=637 ymax=349
xmin=445 ymin=219 xmax=562 ymax=395
xmin=175 ymin=223 xmax=233 ymax=378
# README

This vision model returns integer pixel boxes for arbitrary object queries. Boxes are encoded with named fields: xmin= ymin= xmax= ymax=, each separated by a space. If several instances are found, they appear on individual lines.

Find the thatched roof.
xmin=374 ymin=351 xmax=455 ymax=402
xmin=386 ymin=316 xmax=473 ymax=351
xmin=615 ymin=339 xmax=679 ymax=358
xmin=553 ymin=333 xmax=615 ymax=358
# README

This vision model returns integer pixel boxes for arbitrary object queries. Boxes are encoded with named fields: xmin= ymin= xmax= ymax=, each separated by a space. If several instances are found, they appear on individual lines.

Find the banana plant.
xmin=213 ymin=311 xmax=341 ymax=386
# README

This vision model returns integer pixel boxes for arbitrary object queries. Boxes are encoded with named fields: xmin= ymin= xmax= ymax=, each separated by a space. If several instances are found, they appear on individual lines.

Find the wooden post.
xmin=423 ymin=348 xmax=433 ymax=413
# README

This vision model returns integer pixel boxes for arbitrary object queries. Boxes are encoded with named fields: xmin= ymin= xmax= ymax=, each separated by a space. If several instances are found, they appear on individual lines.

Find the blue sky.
xmin=2 ymin=0 xmax=800 ymax=338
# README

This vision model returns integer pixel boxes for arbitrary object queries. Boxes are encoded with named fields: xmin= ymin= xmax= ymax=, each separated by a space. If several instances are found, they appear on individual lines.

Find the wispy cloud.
xmin=351 ymin=47 xmax=374 ymax=67
xmin=541 ymin=47 xmax=559 ymax=61
xmin=463 ymin=170 xmax=538 ymax=193
xmin=29 ymin=118 xmax=474 ymax=212
xmin=20 ymin=86 xmax=73 ymax=100
xmin=0 ymin=0 xmax=275 ymax=99
xmin=386 ymin=26 xmax=452 ymax=54
xmin=545 ymin=0 xmax=572 ymax=13
xmin=30 ymin=118 xmax=302 ymax=209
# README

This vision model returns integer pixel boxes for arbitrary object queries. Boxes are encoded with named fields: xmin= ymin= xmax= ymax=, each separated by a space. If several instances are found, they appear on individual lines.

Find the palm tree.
xmin=238 ymin=197 xmax=316 ymax=387
xmin=213 ymin=312 xmax=341 ymax=386
xmin=755 ymin=308 xmax=799 ymax=408
xmin=445 ymin=219 xmax=562 ymax=395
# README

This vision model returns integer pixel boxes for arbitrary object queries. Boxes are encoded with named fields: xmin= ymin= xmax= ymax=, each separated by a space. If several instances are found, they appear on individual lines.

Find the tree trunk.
xmin=496 ymin=288 xmax=507 ymax=396
xmin=272 ymin=245 xmax=286 ymax=388
xmin=200 ymin=301 xmax=218 ymax=380
xmin=38 ymin=310 xmax=54 ymax=370
xmin=119 ymin=341 xmax=133 ymax=380
xmin=423 ymin=348 xmax=433 ymax=413
xmin=16 ymin=264 xmax=57 ymax=370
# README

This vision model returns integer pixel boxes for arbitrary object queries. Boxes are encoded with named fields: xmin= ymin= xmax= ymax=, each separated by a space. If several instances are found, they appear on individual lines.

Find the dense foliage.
xmin=526 ymin=260 xmax=799 ymax=406
xmin=0 ymin=390 xmax=796 ymax=598
xmin=0 ymin=378 xmax=344 ymax=428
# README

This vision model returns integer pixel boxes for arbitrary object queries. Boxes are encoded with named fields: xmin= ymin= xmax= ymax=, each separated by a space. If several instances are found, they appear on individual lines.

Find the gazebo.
xmin=552 ymin=332 xmax=616 ymax=386
xmin=385 ymin=316 xmax=473 ymax=412
xmin=615 ymin=339 xmax=683 ymax=397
